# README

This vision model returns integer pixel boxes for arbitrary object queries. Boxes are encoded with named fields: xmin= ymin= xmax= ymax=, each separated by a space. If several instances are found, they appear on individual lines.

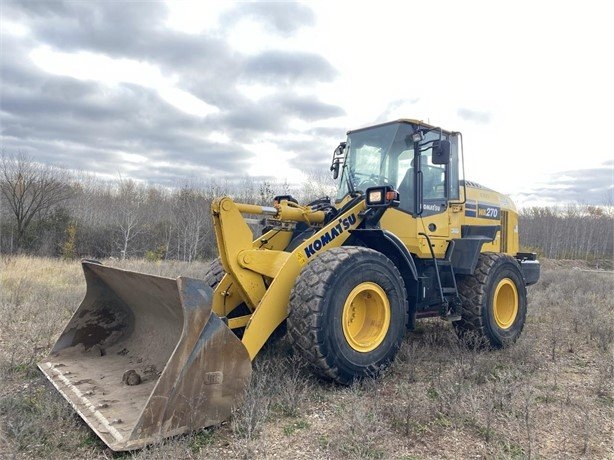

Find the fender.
xmin=349 ymin=228 xmax=419 ymax=329
xmin=349 ymin=228 xmax=418 ymax=281
xmin=449 ymin=225 xmax=502 ymax=275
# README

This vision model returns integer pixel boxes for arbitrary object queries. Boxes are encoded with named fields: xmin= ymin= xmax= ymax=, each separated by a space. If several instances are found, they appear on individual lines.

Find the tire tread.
xmin=454 ymin=252 xmax=526 ymax=347
xmin=288 ymin=247 xmax=407 ymax=383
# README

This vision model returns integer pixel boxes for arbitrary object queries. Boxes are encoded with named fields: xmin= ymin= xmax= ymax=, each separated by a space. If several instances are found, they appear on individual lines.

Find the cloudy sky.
xmin=1 ymin=0 xmax=612 ymax=207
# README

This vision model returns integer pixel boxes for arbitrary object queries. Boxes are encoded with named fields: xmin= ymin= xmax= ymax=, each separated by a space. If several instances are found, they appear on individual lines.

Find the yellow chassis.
xmin=211 ymin=196 xmax=366 ymax=359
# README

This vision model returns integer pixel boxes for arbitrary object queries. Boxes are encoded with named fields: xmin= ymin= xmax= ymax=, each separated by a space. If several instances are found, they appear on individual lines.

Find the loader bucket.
xmin=38 ymin=261 xmax=252 ymax=451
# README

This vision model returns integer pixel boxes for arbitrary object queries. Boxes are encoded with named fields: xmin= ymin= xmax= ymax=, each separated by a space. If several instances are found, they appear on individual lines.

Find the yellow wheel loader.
xmin=39 ymin=119 xmax=540 ymax=450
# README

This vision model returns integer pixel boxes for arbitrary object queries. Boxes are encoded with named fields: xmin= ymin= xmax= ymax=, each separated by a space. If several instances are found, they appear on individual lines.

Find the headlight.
xmin=368 ymin=189 xmax=383 ymax=204
xmin=365 ymin=186 xmax=399 ymax=208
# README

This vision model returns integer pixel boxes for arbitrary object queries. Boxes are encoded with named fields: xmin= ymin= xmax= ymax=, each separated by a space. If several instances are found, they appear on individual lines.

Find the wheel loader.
xmin=39 ymin=119 xmax=540 ymax=451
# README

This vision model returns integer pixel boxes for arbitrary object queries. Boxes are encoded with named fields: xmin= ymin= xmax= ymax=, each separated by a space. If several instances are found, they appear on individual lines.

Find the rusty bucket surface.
xmin=38 ymin=261 xmax=252 ymax=451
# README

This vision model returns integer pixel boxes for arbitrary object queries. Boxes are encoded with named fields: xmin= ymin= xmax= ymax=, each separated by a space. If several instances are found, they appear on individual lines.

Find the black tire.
xmin=453 ymin=252 xmax=527 ymax=348
xmin=287 ymin=247 xmax=408 ymax=385
xmin=203 ymin=257 xmax=225 ymax=290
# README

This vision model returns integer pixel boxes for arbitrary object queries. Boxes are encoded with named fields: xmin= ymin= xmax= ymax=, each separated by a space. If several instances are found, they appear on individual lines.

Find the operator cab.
xmin=332 ymin=119 xmax=461 ymax=217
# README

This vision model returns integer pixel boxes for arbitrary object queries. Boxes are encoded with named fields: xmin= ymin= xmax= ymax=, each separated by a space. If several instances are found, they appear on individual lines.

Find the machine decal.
xmin=465 ymin=201 xmax=500 ymax=220
xmin=477 ymin=203 xmax=500 ymax=220
xmin=465 ymin=200 xmax=477 ymax=217
xmin=304 ymin=213 xmax=357 ymax=258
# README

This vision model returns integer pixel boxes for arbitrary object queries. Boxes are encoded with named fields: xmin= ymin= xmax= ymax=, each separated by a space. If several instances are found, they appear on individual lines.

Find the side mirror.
xmin=331 ymin=161 xmax=340 ymax=179
xmin=432 ymin=140 xmax=451 ymax=165
xmin=330 ymin=141 xmax=346 ymax=179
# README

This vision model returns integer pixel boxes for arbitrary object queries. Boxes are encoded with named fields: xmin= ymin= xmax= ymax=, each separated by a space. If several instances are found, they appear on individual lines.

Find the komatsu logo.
xmin=304 ymin=214 xmax=357 ymax=258
xmin=423 ymin=204 xmax=441 ymax=212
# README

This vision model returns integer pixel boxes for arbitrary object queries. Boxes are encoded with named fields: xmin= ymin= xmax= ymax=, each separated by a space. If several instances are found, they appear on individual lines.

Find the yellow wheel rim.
xmin=493 ymin=278 xmax=518 ymax=329
xmin=342 ymin=282 xmax=391 ymax=353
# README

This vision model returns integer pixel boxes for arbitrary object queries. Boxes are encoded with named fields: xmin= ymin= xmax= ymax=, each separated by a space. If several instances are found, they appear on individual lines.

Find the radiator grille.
xmin=501 ymin=211 xmax=508 ymax=253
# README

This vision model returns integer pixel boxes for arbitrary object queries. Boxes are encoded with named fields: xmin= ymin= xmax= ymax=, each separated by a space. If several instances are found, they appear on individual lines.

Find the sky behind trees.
xmin=1 ymin=1 xmax=612 ymax=207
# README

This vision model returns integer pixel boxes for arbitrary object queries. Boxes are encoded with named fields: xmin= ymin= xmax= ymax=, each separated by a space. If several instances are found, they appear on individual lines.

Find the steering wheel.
xmin=354 ymin=173 xmax=390 ymax=190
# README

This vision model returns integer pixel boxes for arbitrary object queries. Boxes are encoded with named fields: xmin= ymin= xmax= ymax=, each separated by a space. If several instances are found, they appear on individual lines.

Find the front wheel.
xmin=287 ymin=247 xmax=408 ymax=384
xmin=453 ymin=253 xmax=527 ymax=348
xmin=203 ymin=257 xmax=225 ymax=289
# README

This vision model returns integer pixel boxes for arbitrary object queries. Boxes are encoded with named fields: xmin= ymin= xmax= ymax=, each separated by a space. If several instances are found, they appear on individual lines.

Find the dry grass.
xmin=1 ymin=255 xmax=612 ymax=459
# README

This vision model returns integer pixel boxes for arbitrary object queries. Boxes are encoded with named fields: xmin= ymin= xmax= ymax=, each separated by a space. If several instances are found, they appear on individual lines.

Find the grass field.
xmin=1 ymin=256 xmax=612 ymax=459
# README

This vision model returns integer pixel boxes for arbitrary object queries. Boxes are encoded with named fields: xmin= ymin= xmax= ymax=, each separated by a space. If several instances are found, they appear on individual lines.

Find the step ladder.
xmin=419 ymin=233 xmax=462 ymax=321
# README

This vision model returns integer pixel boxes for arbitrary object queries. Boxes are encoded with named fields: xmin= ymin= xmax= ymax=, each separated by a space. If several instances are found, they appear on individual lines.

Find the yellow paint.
xmin=212 ymin=198 xmax=266 ymax=310
xmin=380 ymin=208 xmax=449 ymax=258
xmin=463 ymin=185 xmax=519 ymax=256
xmin=256 ymin=228 xmax=293 ymax=250
xmin=211 ymin=272 xmax=247 ymax=317
xmin=227 ymin=315 xmax=251 ymax=330
xmin=274 ymin=201 xmax=326 ymax=224
xmin=241 ymin=202 xmax=365 ymax=359
xmin=342 ymin=282 xmax=391 ymax=353
xmin=238 ymin=249 xmax=292 ymax=279
xmin=493 ymin=278 xmax=518 ymax=329
xmin=379 ymin=183 xmax=520 ymax=260
xmin=211 ymin=177 xmax=522 ymax=359
xmin=296 ymin=251 xmax=307 ymax=267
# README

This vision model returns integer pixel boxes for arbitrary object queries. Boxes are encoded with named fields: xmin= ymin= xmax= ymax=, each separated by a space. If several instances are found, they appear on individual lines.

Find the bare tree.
xmin=519 ymin=204 xmax=614 ymax=261
xmin=0 ymin=152 xmax=72 ymax=250
xmin=110 ymin=177 xmax=147 ymax=260
xmin=171 ymin=186 xmax=211 ymax=262
xmin=299 ymin=166 xmax=337 ymax=203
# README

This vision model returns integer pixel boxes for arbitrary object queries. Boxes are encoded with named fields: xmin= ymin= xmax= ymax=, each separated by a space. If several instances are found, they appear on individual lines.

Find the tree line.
xmin=518 ymin=205 xmax=613 ymax=262
xmin=1 ymin=153 xmax=612 ymax=263
xmin=0 ymin=153 xmax=335 ymax=260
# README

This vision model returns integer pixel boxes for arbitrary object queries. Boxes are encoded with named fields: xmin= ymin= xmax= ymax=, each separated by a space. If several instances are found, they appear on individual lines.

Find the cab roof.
xmin=347 ymin=119 xmax=455 ymax=136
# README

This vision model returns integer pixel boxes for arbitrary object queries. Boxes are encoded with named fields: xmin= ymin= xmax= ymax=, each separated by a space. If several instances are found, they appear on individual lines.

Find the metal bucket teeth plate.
xmin=38 ymin=261 xmax=252 ymax=451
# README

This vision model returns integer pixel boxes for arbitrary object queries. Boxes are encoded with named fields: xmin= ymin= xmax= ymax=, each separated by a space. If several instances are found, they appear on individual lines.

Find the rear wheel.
xmin=287 ymin=247 xmax=408 ymax=384
xmin=453 ymin=252 xmax=527 ymax=348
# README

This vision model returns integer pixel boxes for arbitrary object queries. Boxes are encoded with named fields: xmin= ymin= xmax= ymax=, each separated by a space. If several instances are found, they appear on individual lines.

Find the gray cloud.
xmin=1 ymin=1 xmax=345 ymax=186
xmin=517 ymin=161 xmax=613 ymax=206
xmin=1 ymin=37 xmax=253 ymax=180
xmin=4 ymin=1 xmax=169 ymax=56
xmin=208 ymin=93 xmax=344 ymax=146
xmin=6 ymin=2 xmax=331 ymax=88
xmin=242 ymin=51 xmax=338 ymax=85
xmin=221 ymin=2 xmax=316 ymax=36
xmin=269 ymin=93 xmax=344 ymax=120
xmin=4 ymin=0 xmax=69 ymax=17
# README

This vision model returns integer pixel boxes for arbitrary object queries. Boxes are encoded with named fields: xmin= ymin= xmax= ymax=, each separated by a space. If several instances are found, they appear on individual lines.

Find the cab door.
xmin=420 ymin=161 xmax=449 ymax=238
xmin=380 ymin=132 xmax=457 ymax=259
